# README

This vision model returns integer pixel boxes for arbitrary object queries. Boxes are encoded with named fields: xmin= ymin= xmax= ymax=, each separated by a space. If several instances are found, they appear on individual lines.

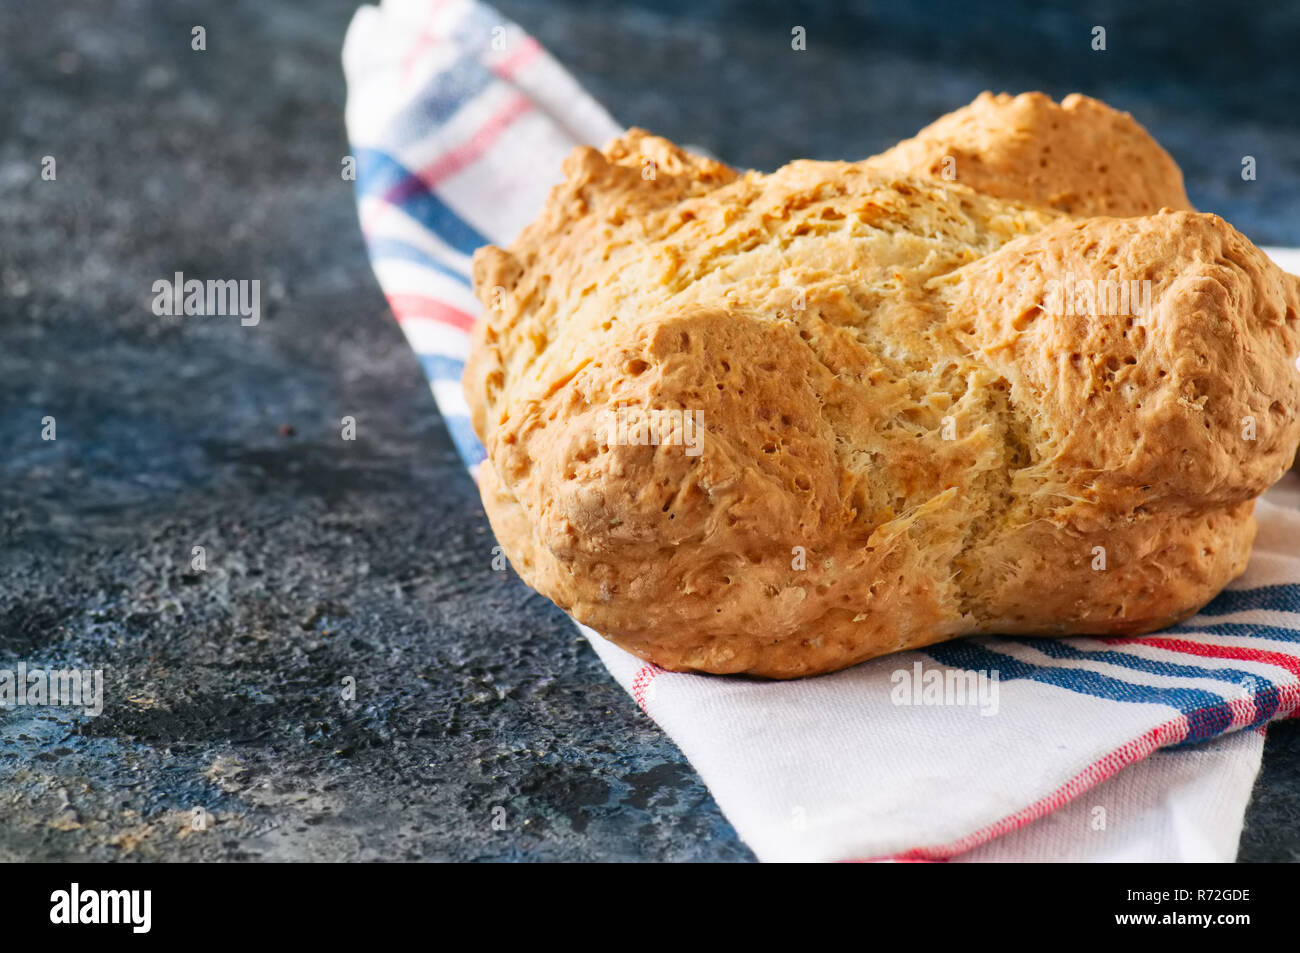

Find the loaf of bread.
xmin=868 ymin=91 xmax=1194 ymax=217
xmin=464 ymin=92 xmax=1300 ymax=678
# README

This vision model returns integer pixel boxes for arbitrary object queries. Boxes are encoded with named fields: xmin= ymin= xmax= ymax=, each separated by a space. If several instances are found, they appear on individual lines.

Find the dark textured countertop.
xmin=1 ymin=0 xmax=1297 ymax=862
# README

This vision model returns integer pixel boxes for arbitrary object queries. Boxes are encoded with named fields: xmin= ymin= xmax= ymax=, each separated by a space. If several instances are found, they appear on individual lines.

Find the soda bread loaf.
xmin=464 ymin=92 xmax=1300 ymax=678
xmin=868 ymin=91 xmax=1193 ymax=217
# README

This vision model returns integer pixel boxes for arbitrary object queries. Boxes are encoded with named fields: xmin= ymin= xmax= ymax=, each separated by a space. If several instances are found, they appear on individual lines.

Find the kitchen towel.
xmin=343 ymin=0 xmax=1300 ymax=861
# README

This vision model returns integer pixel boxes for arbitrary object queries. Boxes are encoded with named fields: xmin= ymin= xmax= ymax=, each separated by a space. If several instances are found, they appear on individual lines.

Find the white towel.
xmin=344 ymin=0 xmax=1300 ymax=861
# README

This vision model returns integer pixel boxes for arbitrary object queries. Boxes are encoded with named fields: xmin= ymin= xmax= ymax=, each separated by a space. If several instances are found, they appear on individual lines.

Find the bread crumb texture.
xmin=464 ymin=92 xmax=1300 ymax=677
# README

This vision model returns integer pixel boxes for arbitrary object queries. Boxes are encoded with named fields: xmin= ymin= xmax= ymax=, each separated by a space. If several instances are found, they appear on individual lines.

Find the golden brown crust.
xmin=464 ymin=97 xmax=1300 ymax=678
xmin=868 ymin=91 xmax=1194 ymax=217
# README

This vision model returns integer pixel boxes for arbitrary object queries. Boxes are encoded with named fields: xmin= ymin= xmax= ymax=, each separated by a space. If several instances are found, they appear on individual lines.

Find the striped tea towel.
xmin=343 ymin=0 xmax=1300 ymax=861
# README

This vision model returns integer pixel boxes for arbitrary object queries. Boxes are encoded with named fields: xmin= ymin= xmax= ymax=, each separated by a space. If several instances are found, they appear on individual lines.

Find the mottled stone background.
xmin=0 ymin=0 xmax=1296 ymax=861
